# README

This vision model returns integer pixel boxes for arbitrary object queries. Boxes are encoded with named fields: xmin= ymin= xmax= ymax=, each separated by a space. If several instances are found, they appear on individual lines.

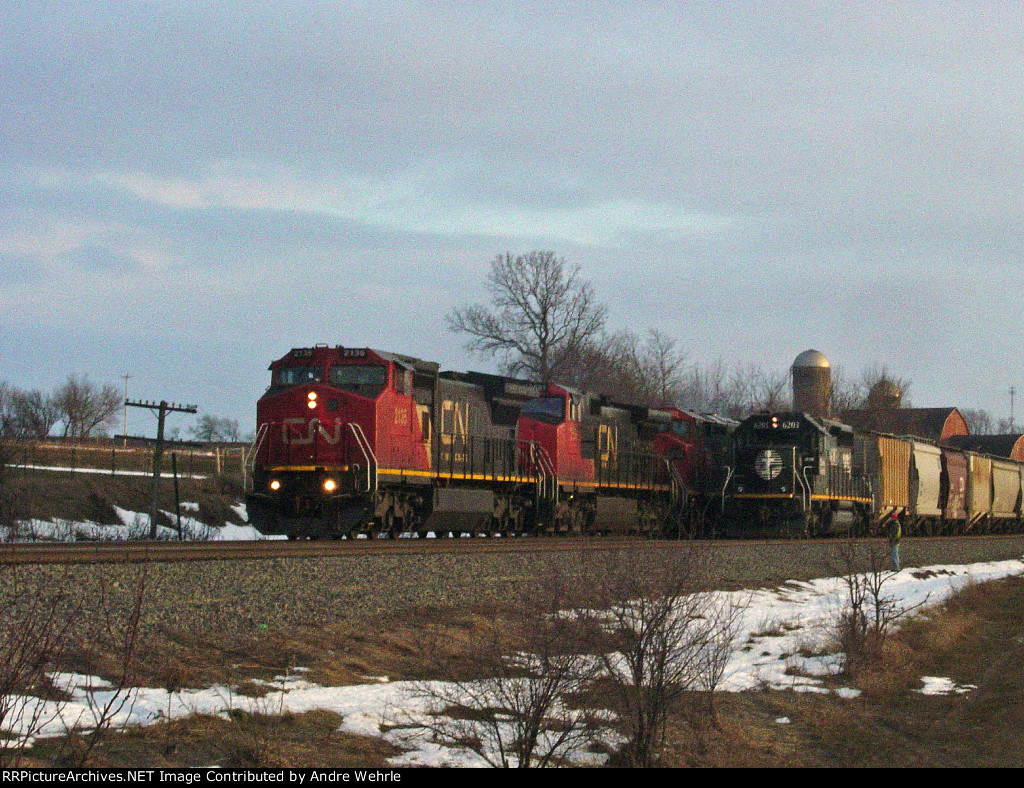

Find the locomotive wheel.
xmin=503 ymin=511 xmax=524 ymax=537
xmin=383 ymin=508 xmax=402 ymax=539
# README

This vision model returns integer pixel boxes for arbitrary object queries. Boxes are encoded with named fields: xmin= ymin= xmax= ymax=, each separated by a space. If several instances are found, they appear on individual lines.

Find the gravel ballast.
xmin=2 ymin=536 xmax=1023 ymax=639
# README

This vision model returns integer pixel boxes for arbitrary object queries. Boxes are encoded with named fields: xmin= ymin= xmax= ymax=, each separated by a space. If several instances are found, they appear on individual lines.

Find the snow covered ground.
xmin=2 ymin=556 xmax=1022 ymax=767
xmin=6 ymin=463 xmax=208 ymax=480
xmin=0 ymin=503 xmax=279 ymax=543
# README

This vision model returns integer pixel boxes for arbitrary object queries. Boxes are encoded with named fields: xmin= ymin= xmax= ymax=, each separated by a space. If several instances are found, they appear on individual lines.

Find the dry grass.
xmin=9 ymin=573 xmax=1024 ymax=767
xmin=33 ymin=710 xmax=400 ymax=769
xmin=658 ymin=574 xmax=1024 ymax=768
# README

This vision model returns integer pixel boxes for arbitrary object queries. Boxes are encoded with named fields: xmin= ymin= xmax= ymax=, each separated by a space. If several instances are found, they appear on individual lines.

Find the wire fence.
xmin=0 ymin=438 xmax=248 ymax=479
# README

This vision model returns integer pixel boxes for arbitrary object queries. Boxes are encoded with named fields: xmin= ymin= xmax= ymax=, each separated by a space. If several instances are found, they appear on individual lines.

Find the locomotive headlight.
xmin=269 ymin=479 xmax=281 ymax=491
xmin=307 ymin=391 xmax=318 ymax=409
xmin=307 ymin=391 xmax=317 ymax=400
xmin=323 ymin=478 xmax=337 ymax=493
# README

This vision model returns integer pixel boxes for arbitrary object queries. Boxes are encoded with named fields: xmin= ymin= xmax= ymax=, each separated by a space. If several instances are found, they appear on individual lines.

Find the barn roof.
xmin=841 ymin=407 xmax=968 ymax=442
xmin=945 ymin=434 xmax=1024 ymax=461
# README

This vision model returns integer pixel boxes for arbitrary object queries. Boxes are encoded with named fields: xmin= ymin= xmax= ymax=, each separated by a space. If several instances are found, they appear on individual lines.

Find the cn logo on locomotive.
xmin=281 ymin=418 xmax=343 ymax=445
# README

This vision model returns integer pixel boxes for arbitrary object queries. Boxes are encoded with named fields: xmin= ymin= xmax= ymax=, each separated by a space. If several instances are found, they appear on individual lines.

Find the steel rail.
xmin=0 ymin=535 xmax=686 ymax=565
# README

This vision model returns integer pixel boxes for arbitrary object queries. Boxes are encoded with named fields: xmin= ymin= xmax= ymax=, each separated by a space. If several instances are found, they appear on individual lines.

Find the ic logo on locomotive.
xmin=754 ymin=449 xmax=784 ymax=481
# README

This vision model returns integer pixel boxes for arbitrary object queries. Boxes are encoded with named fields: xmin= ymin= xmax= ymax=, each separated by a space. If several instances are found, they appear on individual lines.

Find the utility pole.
xmin=1012 ymin=386 xmax=1017 ymax=433
xmin=125 ymin=399 xmax=197 ymax=538
xmin=122 ymin=374 xmax=132 ymax=448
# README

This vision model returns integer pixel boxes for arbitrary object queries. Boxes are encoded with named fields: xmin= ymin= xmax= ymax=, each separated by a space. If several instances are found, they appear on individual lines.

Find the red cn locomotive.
xmin=246 ymin=346 xmax=732 ymax=538
xmin=517 ymin=384 xmax=734 ymax=534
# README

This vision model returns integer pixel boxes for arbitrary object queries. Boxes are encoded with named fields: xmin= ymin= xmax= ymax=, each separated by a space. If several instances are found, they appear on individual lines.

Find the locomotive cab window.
xmin=394 ymin=368 xmax=411 ymax=396
xmin=328 ymin=364 xmax=387 ymax=398
xmin=522 ymin=396 xmax=565 ymax=424
xmin=276 ymin=366 xmax=323 ymax=386
xmin=669 ymin=421 xmax=692 ymax=438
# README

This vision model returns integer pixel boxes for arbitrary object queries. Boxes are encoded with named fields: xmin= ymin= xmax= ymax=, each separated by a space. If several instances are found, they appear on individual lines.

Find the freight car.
xmin=726 ymin=410 xmax=1024 ymax=536
xmin=245 ymin=345 xmax=733 ymax=539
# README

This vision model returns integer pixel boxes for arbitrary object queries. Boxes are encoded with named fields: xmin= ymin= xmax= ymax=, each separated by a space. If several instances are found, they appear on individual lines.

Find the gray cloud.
xmin=2 ymin=2 xmax=1023 ymax=425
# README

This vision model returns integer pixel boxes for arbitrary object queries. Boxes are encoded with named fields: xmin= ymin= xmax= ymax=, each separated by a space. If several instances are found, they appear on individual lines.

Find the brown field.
xmin=9 ymin=573 xmax=1024 ymax=768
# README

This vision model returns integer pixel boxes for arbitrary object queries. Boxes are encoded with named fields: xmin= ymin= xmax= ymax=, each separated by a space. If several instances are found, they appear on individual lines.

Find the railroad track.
xmin=0 ymin=535 xmax=680 ymax=565
xmin=3 ymin=532 xmax=1023 ymax=566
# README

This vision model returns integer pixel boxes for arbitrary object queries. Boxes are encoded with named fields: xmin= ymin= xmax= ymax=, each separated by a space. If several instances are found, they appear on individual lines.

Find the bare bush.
xmin=58 ymin=569 xmax=147 ymax=766
xmin=577 ymin=549 xmax=744 ymax=766
xmin=831 ymin=541 xmax=926 ymax=676
xmin=405 ymin=551 xmax=744 ymax=768
xmin=213 ymin=685 xmax=292 ymax=768
xmin=0 ymin=569 xmax=74 ymax=765
xmin=0 ymin=566 xmax=147 ymax=766
xmin=409 ymin=572 xmax=602 ymax=767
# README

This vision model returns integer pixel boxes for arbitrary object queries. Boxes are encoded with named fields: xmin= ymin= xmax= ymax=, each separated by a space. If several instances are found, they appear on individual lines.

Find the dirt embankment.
xmin=0 ymin=466 xmax=246 ymax=530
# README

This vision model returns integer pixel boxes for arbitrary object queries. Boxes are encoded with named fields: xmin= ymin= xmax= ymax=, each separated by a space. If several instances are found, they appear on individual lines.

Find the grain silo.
xmin=792 ymin=349 xmax=831 ymax=419
xmin=866 ymin=378 xmax=902 ymax=411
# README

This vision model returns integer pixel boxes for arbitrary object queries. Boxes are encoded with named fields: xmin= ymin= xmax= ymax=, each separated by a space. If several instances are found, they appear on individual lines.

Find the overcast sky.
xmin=2 ymin=1 xmax=1023 ymax=435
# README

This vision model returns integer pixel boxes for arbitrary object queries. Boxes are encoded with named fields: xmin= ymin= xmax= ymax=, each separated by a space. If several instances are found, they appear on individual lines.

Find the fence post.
xmin=111 ymin=446 xmax=116 ymax=477
xmin=172 ymin=452 xmax=183 ymax=540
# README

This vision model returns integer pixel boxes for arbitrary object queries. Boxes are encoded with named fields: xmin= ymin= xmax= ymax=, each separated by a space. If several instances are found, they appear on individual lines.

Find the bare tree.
xmin=190 ymin=414 xmax=241 ymax=443
xmin=553 ymin=332 xmax=630 ymax=398
xmin=678 ymin=359 xmax=732 ymax=414
xmin=638 ymin=330 xmax=688 ymax=407
xmin=734 ymin=364 xmax=789 ymax=416
xmin=13 ymin=390 xmax=59 ymax=439
xmin=557 ymin=329 xmax=688 ymax=408
xmin=677 ymin=360 xmax=791 ymax=419
xmin=827 ymin=364 xmax=865 ymax=416
xmin=996 ymin=415 xmax=1016 ymax=433
xmin=448 ymin=252 xmax=608 ymax=384
xmin=51 ymin=375 xmax=121 ymax=439
xmin=0 ymin=383 xmax=60 ymax=439
xmin=860 ymin=364 xmax=912 ymax=409
xmin=961 ymin=408 xmax=995 ymax=435
xmin=0 ymin=382 xmax=15 ymax=437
